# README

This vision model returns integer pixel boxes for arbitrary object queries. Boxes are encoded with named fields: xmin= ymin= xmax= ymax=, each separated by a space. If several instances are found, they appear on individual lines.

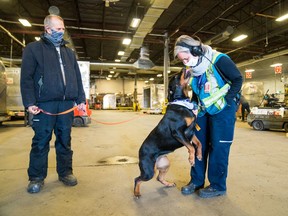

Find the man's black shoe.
xmin=181 ymin=181 xmax=204 ymax=195
xmin=27 ymin=180 xmax=44 ymax=194
xmin=59 ymin=174 xmax=78 ymax=186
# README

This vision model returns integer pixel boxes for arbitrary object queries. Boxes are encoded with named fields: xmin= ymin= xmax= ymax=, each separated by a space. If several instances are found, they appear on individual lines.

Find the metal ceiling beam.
xmin=236 ymin=48 xmax=288 ymax=68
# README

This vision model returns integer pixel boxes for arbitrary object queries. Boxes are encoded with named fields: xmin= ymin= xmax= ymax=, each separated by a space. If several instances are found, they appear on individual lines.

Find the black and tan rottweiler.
xmin=134 ymin=69 xmax=202 ymax=198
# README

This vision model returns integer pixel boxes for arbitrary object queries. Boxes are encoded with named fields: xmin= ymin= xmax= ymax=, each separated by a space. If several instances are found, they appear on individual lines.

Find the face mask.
xmin=184 ymin=56 xmax=198 ymax=67
xmin=45 ymin=29 xmax=64 ymax=46
xmin=50 ymin=29 xmax=64 ymax=43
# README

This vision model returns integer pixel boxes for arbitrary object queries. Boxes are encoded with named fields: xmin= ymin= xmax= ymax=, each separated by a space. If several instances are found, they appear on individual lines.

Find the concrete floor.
xmin=0 ymin=110 xmax=287 ymax=216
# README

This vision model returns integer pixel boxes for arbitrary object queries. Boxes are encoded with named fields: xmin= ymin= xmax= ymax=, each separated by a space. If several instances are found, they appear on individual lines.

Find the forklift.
xmin=73 ymin=100 xmax=92 ymax=127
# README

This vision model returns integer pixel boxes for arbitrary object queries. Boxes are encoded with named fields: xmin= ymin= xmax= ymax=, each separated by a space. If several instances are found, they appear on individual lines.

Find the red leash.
xmin=91 ymin=114 xmax=143 ymax=125
xmin=37 ymin=106 xmax=77 ymax=116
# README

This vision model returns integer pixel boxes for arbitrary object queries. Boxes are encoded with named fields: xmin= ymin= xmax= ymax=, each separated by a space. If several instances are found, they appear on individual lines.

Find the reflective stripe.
xmin=219 ymin=140 xmax=233 ymax=143
xmin=202 ymin=83 xmax=230 ymax=107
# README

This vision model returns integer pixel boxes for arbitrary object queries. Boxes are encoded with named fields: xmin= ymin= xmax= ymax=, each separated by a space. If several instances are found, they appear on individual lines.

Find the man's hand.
xmin=28 ymin=105 xmax=41 ymax=115
xmin=77 ymin=103 xmax=86 ymax=113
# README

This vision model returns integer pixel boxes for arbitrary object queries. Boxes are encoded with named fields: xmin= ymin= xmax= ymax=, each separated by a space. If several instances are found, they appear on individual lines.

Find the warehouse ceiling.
xmin=0 ymin=0 xmax=288 ymax=80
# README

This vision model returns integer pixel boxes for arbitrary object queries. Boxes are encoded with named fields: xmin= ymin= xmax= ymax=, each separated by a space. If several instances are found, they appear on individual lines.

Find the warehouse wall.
xmin=93 ymin=78 xmax=147 ymax=95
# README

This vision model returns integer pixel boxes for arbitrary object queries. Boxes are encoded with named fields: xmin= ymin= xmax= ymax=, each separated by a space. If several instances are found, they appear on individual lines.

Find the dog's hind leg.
xmin=134 ymin=157 xmax=155 ymax=198
xmin=156 ymin=156 xmax=176 ymax=187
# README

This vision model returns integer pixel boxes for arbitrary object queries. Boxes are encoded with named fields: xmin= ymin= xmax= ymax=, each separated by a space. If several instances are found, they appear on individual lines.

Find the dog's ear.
xmin=182 ymin=68 xmax=191 ymax=80
xmin=180 ymin=68 xmax=191 ymax=87
xmin=167 ymin=75 xmax=176 ymax=102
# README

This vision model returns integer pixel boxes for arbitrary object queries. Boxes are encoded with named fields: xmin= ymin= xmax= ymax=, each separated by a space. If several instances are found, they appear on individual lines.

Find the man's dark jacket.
xmin=21 ymin=35 xmax=86 ymax=108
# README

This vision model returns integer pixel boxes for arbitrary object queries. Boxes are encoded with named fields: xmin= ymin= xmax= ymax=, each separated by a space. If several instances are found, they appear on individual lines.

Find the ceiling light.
xmin=232 ymin=34 xmax=248 ymax=42
xmin=245 ymin=69 xmax=255 ymax=72
xmin=149 ymin=78 xmax=154 ymax=81
xmin=130 ymin=18 xmax=141 ymax=28
xmin=145 ymin=80 xmax=149 ymax=83
xmin=115 ymin=59 xmax=121 ymax=62
xmin=18 ymin=18 xmax=32 ymax=27
xmin=270 ymin=63 xmax=282 ymax=67
xmin=108 ymin=75 xmax=113 ymax=78
xmin=276 ymin=13 xmax=288 ymax=22
xmin=118 ymin=51 xmax=125 ymax=56
xmin=106 ymin=77 xmax=111 ymax=80
xmin=122 ymin=38 xmax=131 ymax=45
xmin=157 ymin=74 xmax=162 ymax=77
xmin=35 ymin=37 xmax=40 ymax=41
xmin=110 ymin=70 xmax=115 ymax=74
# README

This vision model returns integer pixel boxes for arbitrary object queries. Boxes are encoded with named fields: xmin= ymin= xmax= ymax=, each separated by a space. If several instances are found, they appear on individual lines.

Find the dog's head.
xmin=167 ymin=68 xmax=191 ymax=102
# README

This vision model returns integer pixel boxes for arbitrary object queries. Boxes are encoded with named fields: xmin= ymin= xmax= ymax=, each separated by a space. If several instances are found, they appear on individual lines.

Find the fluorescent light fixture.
xmin=157 ymin=74 xmax=162 ymax=77
xmin=276 ymin=13 xmax=288 ymax=22
xmin=110 ymin=71 xmax=115 ymax=74
xmin=232 ymin=34 xmax=248 ymax=42
xmin=130 ymin=18 xmax=141 ymax=28
xmin=18 ymin=18 xmax=32 ymax=27
xmin=122 ymin=38 xmax=131 ymax=45
xmin=115 ymin=59 xmax=121 ymax=62
xmin=245 ymin=69 xmax=255 ymax=72
xmin=118 ymin=51 xmax=125 ymax=56
xmin=108 ymin=75 xmax=113 ymax=78
xmin=106 ymin=77 xmax=111 ymax=80
xmin=35 ymin=37 xmax=40 ymax=41
xmin=145 ymin=80 xmax=149 ymax=83
xmin=270 ymin=63 xmax=282 ymax=67
xmin=149 ymin=78 xmax=154 ymax=81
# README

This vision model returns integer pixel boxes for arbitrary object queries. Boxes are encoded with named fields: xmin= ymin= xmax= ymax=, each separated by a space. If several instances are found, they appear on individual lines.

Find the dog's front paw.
xmin=196 ymin=154 xmax=202 ymax=161
xmin=188 ymin=155 xmax=195 ymax=166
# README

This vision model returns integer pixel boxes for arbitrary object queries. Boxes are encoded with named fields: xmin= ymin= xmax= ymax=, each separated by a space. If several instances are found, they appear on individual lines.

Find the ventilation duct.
xmin=205 ymin=26 xmax=234 ymax=45
xmin=121 ymin=0 xmax=174 ymax=62
xmin=133 ymin=46 xmax=155 ymax=69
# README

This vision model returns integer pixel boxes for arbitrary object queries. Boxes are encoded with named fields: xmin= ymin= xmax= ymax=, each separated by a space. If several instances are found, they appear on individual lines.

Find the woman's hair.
xmin=174 ymin=35 xmax=203 ymax=57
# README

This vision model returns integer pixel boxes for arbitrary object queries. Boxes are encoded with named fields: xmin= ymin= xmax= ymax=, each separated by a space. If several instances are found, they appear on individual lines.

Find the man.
xmin=21 ymin=15 xmax=86 ymax=193
xmin=174 ymin=35 xmax=243 ymax=198
xmin=240 ymin=95 xmax=251 ymax=121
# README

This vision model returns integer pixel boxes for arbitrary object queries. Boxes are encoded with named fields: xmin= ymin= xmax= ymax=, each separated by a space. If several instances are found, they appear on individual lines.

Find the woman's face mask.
xmin=177 ymin=52 xmax=199 ymax=67
xmin=184 ymin=56 xmax=199 ymax=67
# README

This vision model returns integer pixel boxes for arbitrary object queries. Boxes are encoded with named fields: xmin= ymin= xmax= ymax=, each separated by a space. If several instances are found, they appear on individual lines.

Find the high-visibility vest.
xmin=190 ymin=52 xmax=230 ymax=116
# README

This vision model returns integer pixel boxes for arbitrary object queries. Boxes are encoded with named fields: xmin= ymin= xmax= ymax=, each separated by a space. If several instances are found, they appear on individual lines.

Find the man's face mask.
xmin=50 ymin=29 xmax=64 ymax=43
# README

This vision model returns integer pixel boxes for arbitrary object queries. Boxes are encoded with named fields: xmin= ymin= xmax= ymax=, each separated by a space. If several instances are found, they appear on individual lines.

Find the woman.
xmin=174 ymin=35 xmax=243 ymax=198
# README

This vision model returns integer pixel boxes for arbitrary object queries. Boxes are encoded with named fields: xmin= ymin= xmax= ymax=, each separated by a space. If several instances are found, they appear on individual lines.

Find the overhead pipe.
xmin=0 ymin=25 xmax=25 ymax=47
xmin=0 ymin=18 xmax=132 ymax=35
